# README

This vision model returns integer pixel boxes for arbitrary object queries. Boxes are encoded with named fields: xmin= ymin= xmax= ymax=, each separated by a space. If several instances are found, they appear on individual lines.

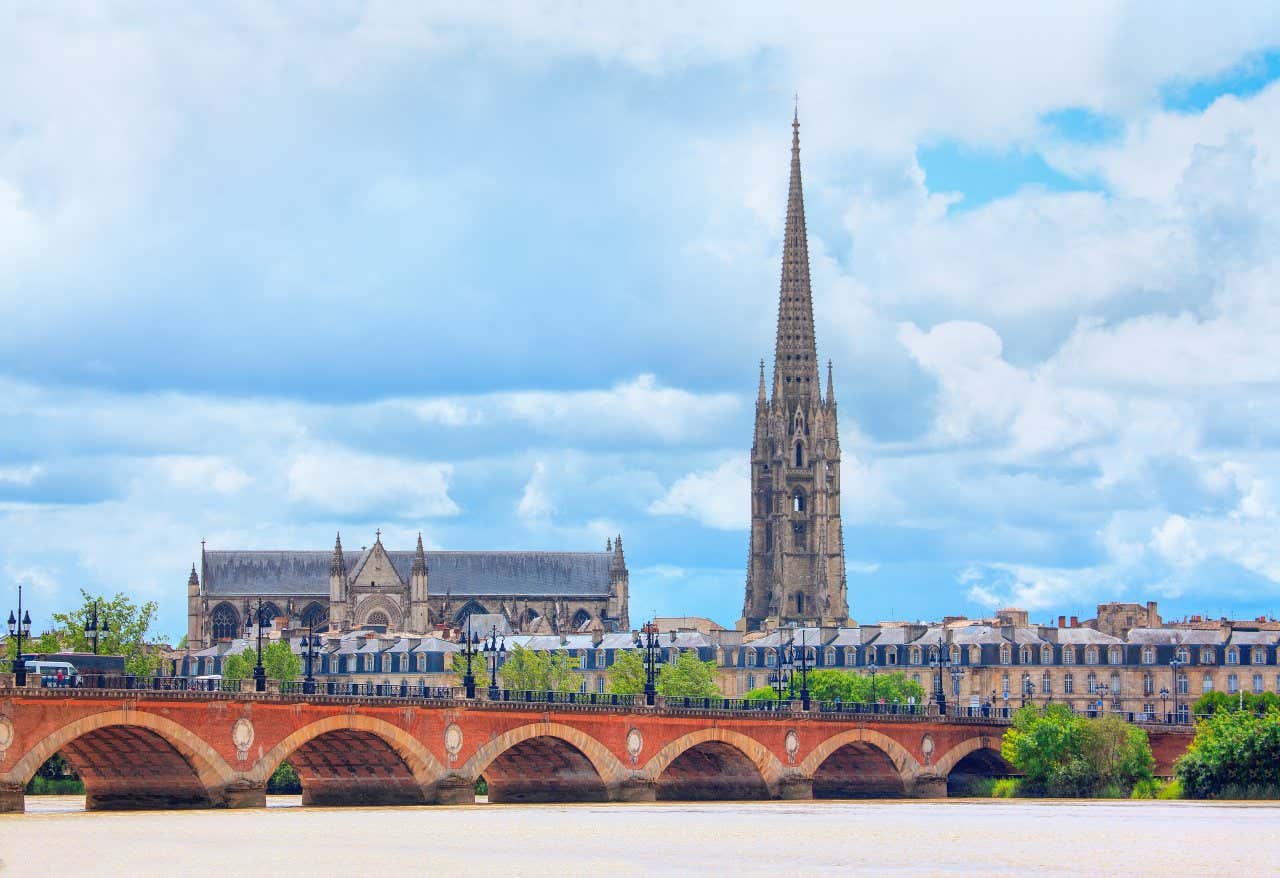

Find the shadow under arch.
xmin=5 ymin=709 xmax=237 ymax=811
xmin=644 ymin=728 xmax=783 ymax=800
xmin=461 ymin=722 xmax=627 ymax=804
xmin=798 ymin=729 xmax=920 ymax=799
xmin=934 ymin=736 xmax=1014 ymax=796
xmin=250 ymin=714 xmax=445 ymax=806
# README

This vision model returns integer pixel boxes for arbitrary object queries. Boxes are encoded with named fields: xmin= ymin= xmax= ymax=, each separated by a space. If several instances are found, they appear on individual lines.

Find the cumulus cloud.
xmin=648 ymin=454 xmax=748 ymax=530
xmin=286 ymin=449 xmax=459 ymax=518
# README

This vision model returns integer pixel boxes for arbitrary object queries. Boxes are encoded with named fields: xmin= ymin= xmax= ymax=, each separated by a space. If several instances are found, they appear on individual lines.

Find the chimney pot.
xmin=1070 ymin=616 xmax=1078 ymax=627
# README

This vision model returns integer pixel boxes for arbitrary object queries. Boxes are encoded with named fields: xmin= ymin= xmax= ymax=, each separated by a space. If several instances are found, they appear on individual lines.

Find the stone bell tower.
xmin=740 ymin=108 xmax=848 ymax=632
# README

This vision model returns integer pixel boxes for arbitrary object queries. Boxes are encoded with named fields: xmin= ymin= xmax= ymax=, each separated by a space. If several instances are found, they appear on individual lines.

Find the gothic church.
xmin=741 ymin=111 xmax=850 ymax=631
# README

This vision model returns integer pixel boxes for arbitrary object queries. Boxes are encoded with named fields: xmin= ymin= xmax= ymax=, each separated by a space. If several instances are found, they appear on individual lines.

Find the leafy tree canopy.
xmin=1002 ymin=704 xmax=1154 ymax=797
xmin=656 ymin=650 xmax=719 ymax=698
xmin=607 ymin=650 xmax=647 ymax=695
xmin=1193 ymin=690 xmax=1280 ymax=716
xmin=1176 ymin=707 xmax=1280 ymax=799
xmin=8 ymin=590 xmax=163 ymax=676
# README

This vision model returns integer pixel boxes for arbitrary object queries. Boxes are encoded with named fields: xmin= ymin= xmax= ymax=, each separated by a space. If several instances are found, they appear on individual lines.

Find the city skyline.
xmin=5 ymin=7 xmax=1280 ymax=638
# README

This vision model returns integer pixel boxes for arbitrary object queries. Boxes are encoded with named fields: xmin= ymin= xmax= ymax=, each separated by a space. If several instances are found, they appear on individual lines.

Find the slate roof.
xmin=202 ymin=549 xmax=614 ymax=598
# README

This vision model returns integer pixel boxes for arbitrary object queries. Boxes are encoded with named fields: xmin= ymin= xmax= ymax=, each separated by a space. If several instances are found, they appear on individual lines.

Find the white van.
xmin=27 ymin=660 xmax=79 ymax=686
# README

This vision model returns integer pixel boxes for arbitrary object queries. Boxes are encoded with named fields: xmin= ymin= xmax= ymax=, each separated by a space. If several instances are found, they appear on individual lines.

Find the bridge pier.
xmin=435 ymin=774 xmax=477 ymax=805
xmin=608 ymin=776 xmax=657 ymax=803
xmin=777 ymin=776 xmax=814 ymax=800
xmin=907 ymin=772 xmax=947 ymax=799
xmin=0 ymin=781 xmax=24 ymax=813
xmin=215 ymin=779 xmax=267 ymax=809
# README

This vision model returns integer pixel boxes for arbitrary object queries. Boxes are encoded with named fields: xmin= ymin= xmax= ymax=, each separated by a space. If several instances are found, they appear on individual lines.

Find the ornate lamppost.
xmin=867 ymin=657 xmax=879 ymax=710
xmin=302 ymin=623 xmax=322 ymax=695
xmin=635 ymin=621 xmax=661 ymax=706
xmin=244 ymin=598 xmax=268 ymax=692
xmin=84 ymin=599 xmax=109 ymax=655
xmin=483 ymin=625 xmax=506 ymax=699
xmin=1159 ymin=686 xmax=1170 ymax=723
xmin=774 ymin=636 xmax=793 ymax=705
xmin=928 ymin=638 xmax=949 ymax=713
xmin=1169 ymin=657 xmax=1184 ymax=724
xmin=794 ymin=628 xmax=811 ymax=710
xmin=6 ymin=586 xmax=33 ymax=686
xmin=949 ymin=663 xmax=966 ymax=717
xmin=459 ymin=621 xmax=479 ymax=699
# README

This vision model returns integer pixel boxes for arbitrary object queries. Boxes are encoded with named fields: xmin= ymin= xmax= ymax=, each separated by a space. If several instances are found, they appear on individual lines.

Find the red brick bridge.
xmin=0 ymin=688 xmax=1193 ymax=812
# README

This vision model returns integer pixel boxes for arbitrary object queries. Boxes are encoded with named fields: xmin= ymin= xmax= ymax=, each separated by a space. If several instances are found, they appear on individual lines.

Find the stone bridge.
xmin=0 ymin=688 xmax=1194 ymax=812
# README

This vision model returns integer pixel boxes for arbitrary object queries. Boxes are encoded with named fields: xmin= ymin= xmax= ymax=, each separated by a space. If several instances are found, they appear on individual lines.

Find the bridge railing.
xmin=278 ymin=681 xmax=464 ymax=699
xmin=484 ymin=689 xmax=640 ymax=708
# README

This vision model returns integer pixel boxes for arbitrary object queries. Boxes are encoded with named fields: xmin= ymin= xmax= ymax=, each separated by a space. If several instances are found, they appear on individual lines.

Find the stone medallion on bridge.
xmin=444 ymin=723 xmax=463 ymax=760
xmin=784 ymin=729 xmax=800 ymax=764
xmin=921 ymin=733 xmax=935 ymax=765
xmin=0 ymin=715 xmax=12 ymax=757
xmin=231 ymin=718 xmax=255 ymax=761
xmin=626 ymin=728 xmax=643 ymax=765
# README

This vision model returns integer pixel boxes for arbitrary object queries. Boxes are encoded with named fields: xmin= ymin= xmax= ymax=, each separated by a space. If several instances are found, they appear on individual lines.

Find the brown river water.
xmin=3 ymin=796 xmax=1279 ymax=877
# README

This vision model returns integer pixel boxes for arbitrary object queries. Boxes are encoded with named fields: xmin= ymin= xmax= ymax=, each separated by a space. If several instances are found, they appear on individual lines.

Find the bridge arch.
xmin=250 ymin=714 xmax=445 ymax=806
xmin=798 ymin=729 xmax=920 ymax=798
xmin=5 ymin=709 xmax=237 ymax=810
xmin=644 ymin=728 xmax=783 ymax=800
xmin=460 ymin=722 xmax=626 ymax=803
xmin=934 ymin=735 xmax=1014 ymax=796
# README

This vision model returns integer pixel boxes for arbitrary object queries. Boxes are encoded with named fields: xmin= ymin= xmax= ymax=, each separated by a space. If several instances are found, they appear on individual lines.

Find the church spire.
xmin=772 ymin=104 xmax=819 ymax=404
xmin=330 ymin=531 xmax=345 ymax=576
xmin=826 ymin=358 xmax=835 ymax=405
xmin=412 ymin=531 xmax=427 ymax=576
xmin=757 ymin=359 xmax=767 ymax=404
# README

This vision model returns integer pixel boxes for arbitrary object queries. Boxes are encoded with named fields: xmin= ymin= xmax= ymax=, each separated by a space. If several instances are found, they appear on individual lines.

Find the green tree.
xmin=451 ymin=652 xmax=479 ymax=687
xmin=1176 ymin=707 xmax=1280 ymax=799
xmin=493 ymin=644 xmax=581 ymax=692
xmin=44 ymin=590 xmax=162 ymax=676
xmin=745 ymin=670 xmax=925 ymax=705
xmin=656 ymin=650 xmax=719 ymax=698
xmin=1002 ymin=704 xmax=1153 ymax=797
xmin=263 ymin=639 xmax=302 ymax=683
xmin=222 ymin=649 xmax=256 ymax=685
xmin=544 ymin=650 xmax=580 ymax=692
xmin=266 ymin=761 xmax=302 ymax=794
xmin=1194 ymin=690 xmax=1280 ymax=716
xmin=607 ymin=650 xmax=646 ymax=695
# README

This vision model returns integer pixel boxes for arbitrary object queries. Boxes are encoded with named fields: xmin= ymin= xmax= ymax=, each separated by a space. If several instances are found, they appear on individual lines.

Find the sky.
xmin=4 ymin=3 xmax=1280 ymax=639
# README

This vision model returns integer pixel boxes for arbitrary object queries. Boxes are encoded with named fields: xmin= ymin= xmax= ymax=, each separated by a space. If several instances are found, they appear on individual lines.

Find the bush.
xmin=1156 ymin=779 xmax=1184 ymax=800
xmin=26 ymin=776 xmax=85 ymax=795
xmin=991 ymin=779 xmax=1021 ymax=798
xmin=1176 ymin=708 xmax=1280 ymax=799
xmin=1001 ymin=704 xmax=1154 ymax=797
xmin=266 ymin=761 xmax=301 ymax=794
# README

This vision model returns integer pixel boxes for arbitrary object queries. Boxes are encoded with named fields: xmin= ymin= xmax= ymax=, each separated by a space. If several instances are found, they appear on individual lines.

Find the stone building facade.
xmin=741 ymin=111 xmax=848 ymax=631
xmin=186 ymin=531 xmax=629 ymax=650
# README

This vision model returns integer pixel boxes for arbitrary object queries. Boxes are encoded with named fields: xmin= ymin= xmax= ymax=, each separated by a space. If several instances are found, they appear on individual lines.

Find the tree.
xmin=745 ymin=670 xmax=925 ymax=704
xmin=222 ymin=649 xmax=256 ymax=685
xmin=263 ymin=640 xmax=302 ymax=683
xmin=1176 ymin=707 xmax=1280 ymax=799
xmin=656 ymin=650 xmax=719 ymax=698
xmin=607 ymin=650 xmax=646 ymax=695
xmin=1194 ymin=690 xmax=1280 ymax=716
xmin=493 ymin=644 xmax=581 ymax=692
xmin=45 ymin=590 xmax=162 ymax=676
xmin=1002 ymin=704 xmax=1153 ymax=797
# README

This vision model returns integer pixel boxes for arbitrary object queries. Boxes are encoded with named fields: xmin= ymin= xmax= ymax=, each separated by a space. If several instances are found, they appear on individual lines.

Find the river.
xmin=3 ymin=796 xmax=1279 ymax=876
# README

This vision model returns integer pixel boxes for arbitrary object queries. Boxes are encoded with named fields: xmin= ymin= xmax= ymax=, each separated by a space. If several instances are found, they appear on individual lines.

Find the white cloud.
xmin=151 ymin=456 xmax=251 ymax=495
xmin=648 ymin=454 xmax=747 ymax=530
xmin=0 ymin=464 xmax=42 ymax=486
xmin=516 ymin=460 xmax=555 ymax=520
xmin=286 ymin=448 xmax=459 ymax=518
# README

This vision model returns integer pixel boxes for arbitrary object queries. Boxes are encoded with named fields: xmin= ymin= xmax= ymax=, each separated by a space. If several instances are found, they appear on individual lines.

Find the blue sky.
xmin=5 ymin=4 xmax=1280 ymax=639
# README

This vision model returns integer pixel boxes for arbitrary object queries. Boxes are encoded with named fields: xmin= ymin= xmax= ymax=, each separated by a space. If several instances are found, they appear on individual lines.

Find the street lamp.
xmin=459 ymin=621 xmax=479 ymax=699
xmin=928 ymin=638 xmax=949 ymax=714
xmin=83 ymin=599 xmax=109 ymax=656
xmin=794 ymin=628 xmax=811 ymax=710
xmin=948 ymin=664 xmax=966 ymax=716
xmin=1095 ymin=681 xmax=1110 ymax=716
xmin=1169 ymin=657 xmax=1184 ymax=724
xmin=635 ymin=621 xmax=662 ymax=706
xmin=867 ymin=657 xmax=879 ymax=710
xmin=302 ymin=624 xmax=322 ymax=695
xmin=1159 ymin=686 xmax=1170 ymax=723
xmin=6 ymin=586 xmax=33 ymax=686
xmin=483 ymin=625 xmax=506 ymax=699
xmin=244 ymin=598 xmax=268 ymax=692
xmin=774 ymin=638 xmax=793 ymax=705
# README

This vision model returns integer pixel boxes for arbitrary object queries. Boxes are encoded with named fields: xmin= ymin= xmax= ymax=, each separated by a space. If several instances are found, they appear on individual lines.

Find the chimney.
xmin=1058 ymin=615 xmax=1066 ymax=629
xmin=1070 ymin=616 xmax=1079 ymax=627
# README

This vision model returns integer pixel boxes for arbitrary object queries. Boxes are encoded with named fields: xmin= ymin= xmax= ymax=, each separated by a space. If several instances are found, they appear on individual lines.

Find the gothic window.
xmin=258 ymin=602 xmax=282 ymax=625
xmin=454 ymin=601 xmax=489 ymax=625
xmin=211 ymin=603 xmax=239 ymax=641
xmin=765 ymin=523 xmax=773 ymax=550
xmin=764 ymin=493 xmax=773 ymax=514
xmin=795 ymin=442 xmax=804 ymax=467
xmin=572 ymin=609 xmax=592 ymax=630
xmin=792 ymin=521 xmax=806 ymax=550
xmin=793 ymin=490 xmax=805 ymax=512
xmin=794 ymin=592 xmax=805 ymax=615
xmin=367 ymin=611 xmax=390 ymax=629
xmin=300 ymin=602 xmax=328 ymax=632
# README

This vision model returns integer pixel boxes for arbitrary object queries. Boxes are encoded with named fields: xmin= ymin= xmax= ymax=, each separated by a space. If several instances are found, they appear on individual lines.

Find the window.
xmin=367 ymin=611 xmax=389 ymax=629
xmin=951 ymin=645 xmax=963 ymax=664
xmin=1085 ymin=647 xmax=1099 ymax=666
xmin=1143 ymin=672 xmax=1153 ymax=696
xmin=1200 ymin=647 xmax=1215 ymax=665
xmin=381 ymin=655 xmax=391 ymax=673
xmin=792 ymin=522 xmax=807 ymax=550
xmin=952 ymin=675 xmax=961 ymax=696
xmin=1108 ymin=647 xmax=1122 ymax=665
xmin=300 ymin=602 xmax=328 ymax=632
xmin=805 ymin=647 xmax=817 ymax=666
xmin=1226 ymin=647 xmax=1239 ymax=665
xmin=765 ymin=649 xmax=777 ymax=668
xmin=1253 ymin=674 xmax=1264 ymax=694
xmin=999 ymin=644 xmax=1012 ymax=665
xmin=1177 ymin=672 xmax=1189 ymax=696
xmin=417 ymin=655 xmax=426 ymax=672
xmin=1040 ymin=645 xmax=1053 ymax=665
xmin=1041 ymin=672 xmax=1052 ymax=695
xmin=792 ymin=490 xmax=805 ymax=513
xmin=795 ymin=443 xmax=804 ymax=467
xmin=1064 ymin=673 xmax=1074 ymax=695
xmin=824 ymin=647 xmax=837 ymax=666
xmin=1227 ymin=674 xmax=1239 ymax=694
xmin=1202 ymin=673 xmax=1214 ymax=693
xmin=1001 ymin=673 xmax=1010 ymax=700
xmin=1087 ymin=673 xmax=1098 ymax=694
xmin=885 ymin=649 xmax=898 ymax=666
xmin=1110 ymin=673 xmax=1121 ymax=696
xmin=1253 ymin=648 xmax=1266 ymax=665
xmin=910 ymin=647 xmax=922 ymax=666
xmin=913 ymin=673 xmax=921 ymax=687
xmin=211 ymin=604 xmax=239 ymax=641
xmin=597 ymin=675 xmax=606 ymax=694
xmin=747 ymin=674 xmax=756 ymax=690
xmin=596 ymin=650 xmax=606 ymax=670
xmin=1063 ymin=646 xmax=1076 ymax=665
xmin=579 ymin=678 xmax=587 ymax=694
xmin=845 ymin=647 xmax=856 ymax=665
xmin=969 ymin=645 xmax=981 ymax=665
xmin=765 ymin=523 xmax=773 ymax=549
xmin=1020 ymin=645 xmax=1033 ymax=665
xmin=572 ymin=609 xmax=592 ymax=630
xmin=1142 ymin=646 xmax=1155 ymax=665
